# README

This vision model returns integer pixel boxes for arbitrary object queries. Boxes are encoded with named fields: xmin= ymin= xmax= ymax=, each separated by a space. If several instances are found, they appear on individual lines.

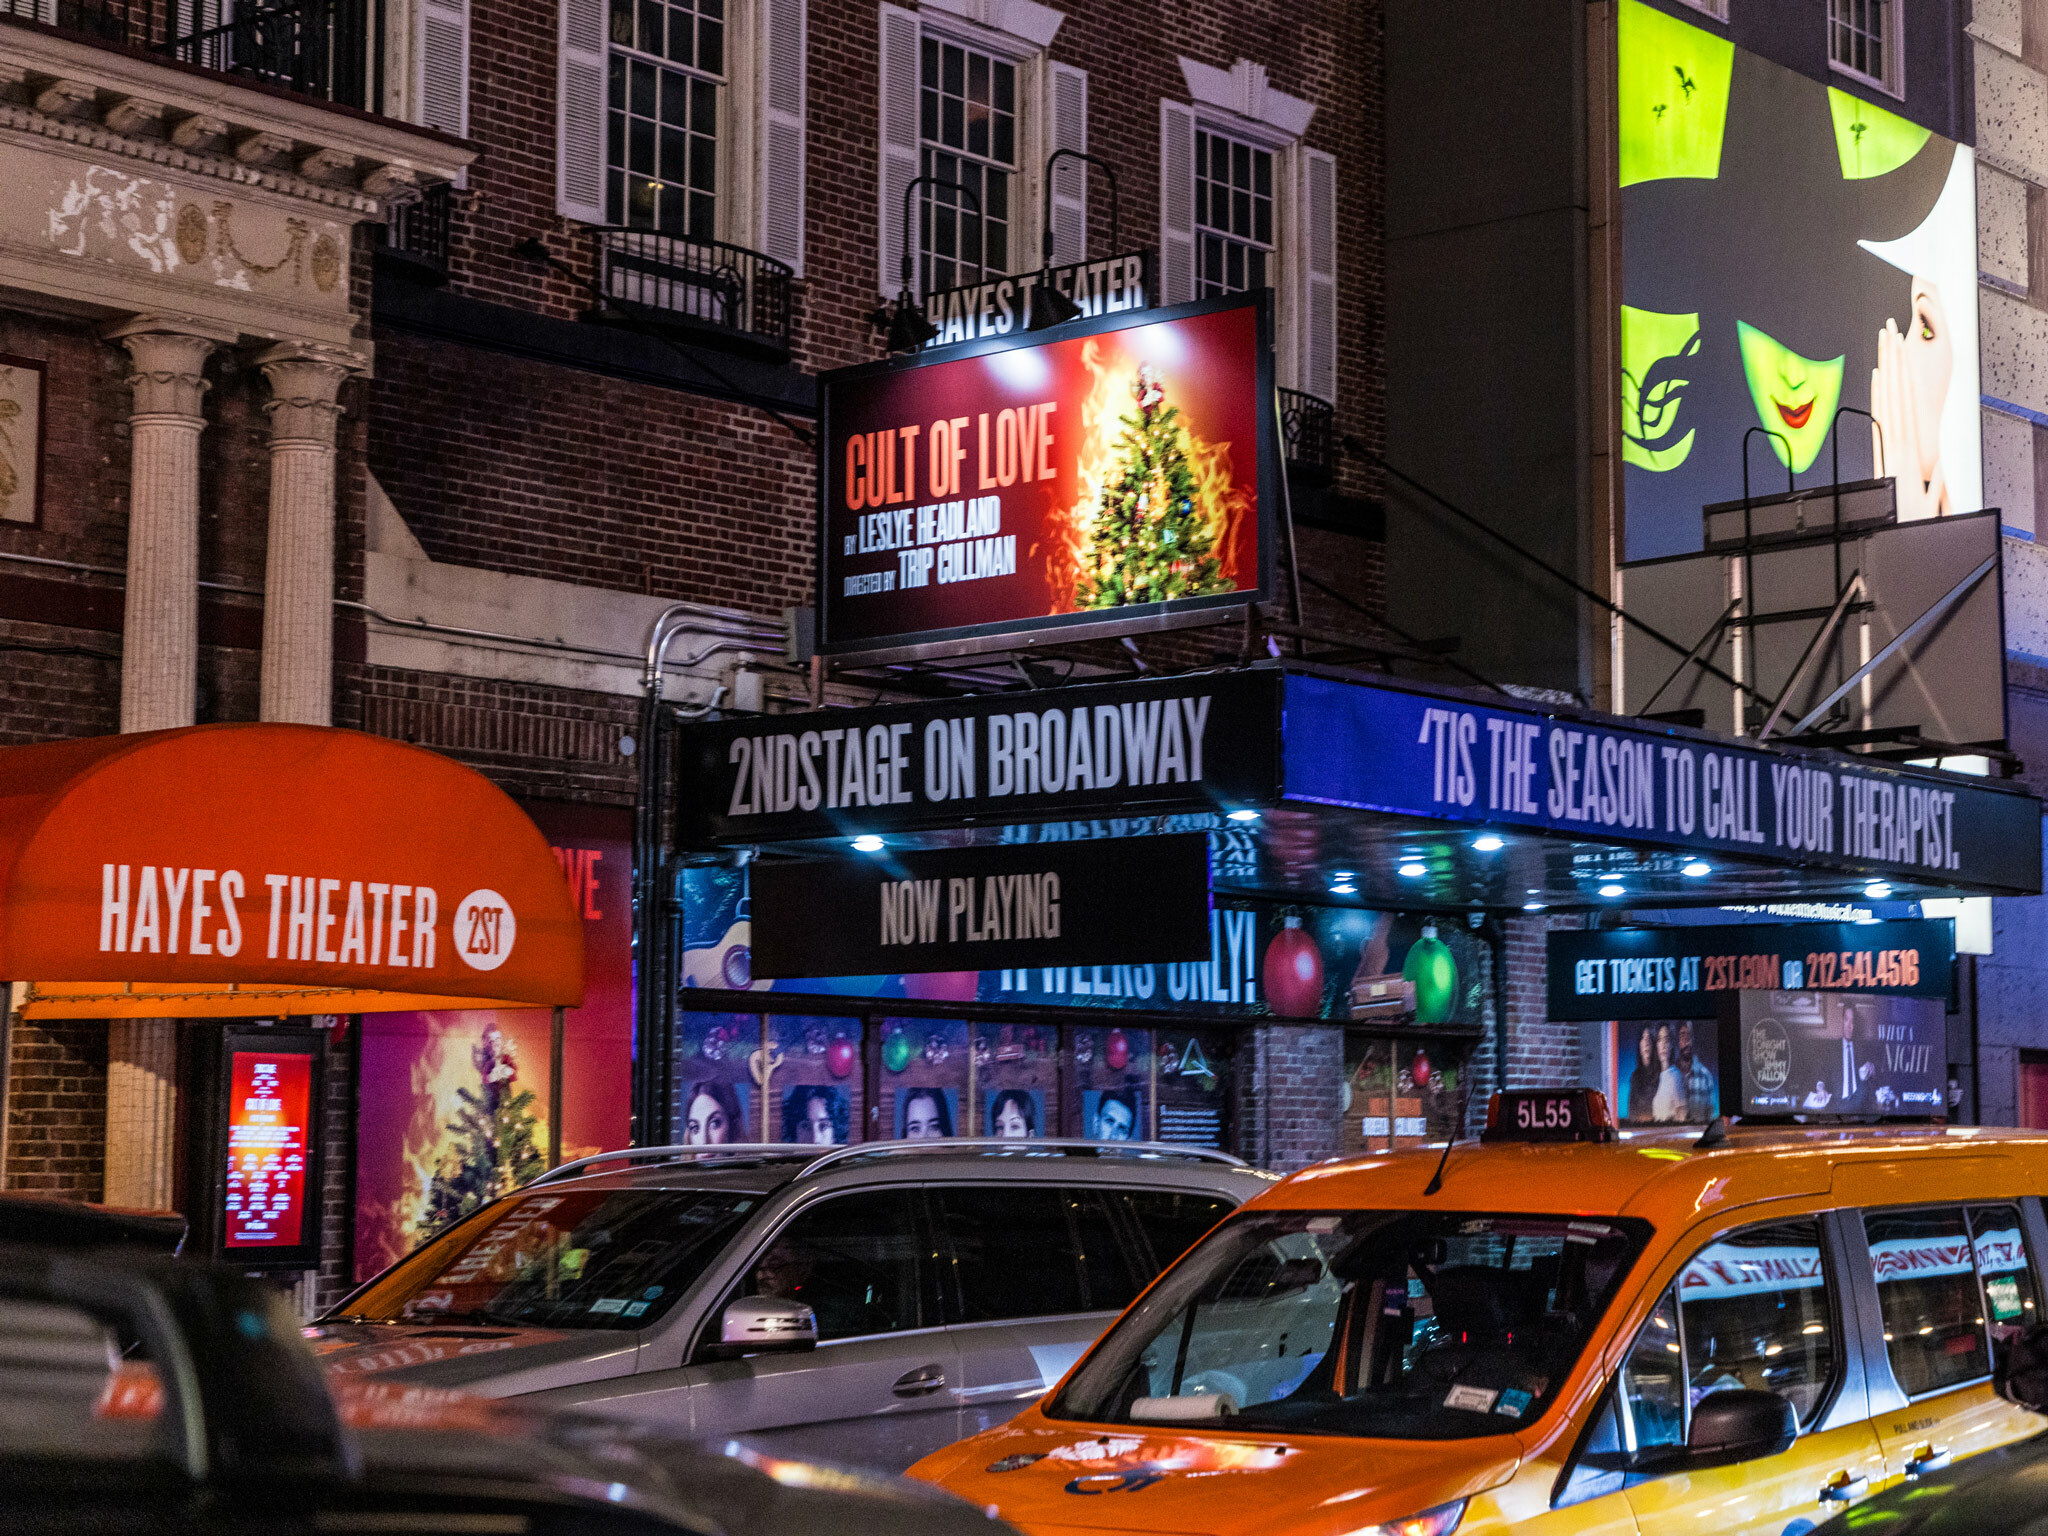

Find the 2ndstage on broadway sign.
xmin=818 ymin=293 xmax=1278 ymax=659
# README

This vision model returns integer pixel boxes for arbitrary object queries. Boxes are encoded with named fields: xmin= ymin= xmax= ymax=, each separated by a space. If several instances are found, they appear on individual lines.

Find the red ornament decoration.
xmin=1106 ymin=1029 xmax=1130 ymax=1071
xmin=1263 ymin=917 xmax=1324 ymax=1018
xmin=1412 ymin=1051 xmax=1432 ymax=1088
xmin=826 ymin=1038 xmax=856 ymax=1079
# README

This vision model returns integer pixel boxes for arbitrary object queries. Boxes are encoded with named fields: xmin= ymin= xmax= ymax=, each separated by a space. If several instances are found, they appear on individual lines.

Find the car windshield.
xmin=339 ymin=1188 xmax=761 ymax=1330
xmin=1048 ymin=1208 xmax=1649 ymax=1440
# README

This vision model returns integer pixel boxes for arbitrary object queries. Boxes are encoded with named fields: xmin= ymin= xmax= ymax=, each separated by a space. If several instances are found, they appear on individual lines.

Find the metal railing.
xmin=592 ymin=228 xmax=795 ymax=359
xmin=528 ymin=1137 xmax=1250 ymax=1187
xmin=374 ymin=181 xmax=452 ymax=282
xmin=1279 ymin=386 xmax=1336 ymax=487
xmin=1 ymin=0 xmax=377 ymax=112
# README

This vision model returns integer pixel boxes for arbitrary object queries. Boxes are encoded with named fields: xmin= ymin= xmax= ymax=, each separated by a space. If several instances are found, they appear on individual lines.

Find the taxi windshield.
xmin=339 ymin=1188 xmax=760 ymax=1330
xmin=1049 ymin=1209 xmax=1649 ymax=1440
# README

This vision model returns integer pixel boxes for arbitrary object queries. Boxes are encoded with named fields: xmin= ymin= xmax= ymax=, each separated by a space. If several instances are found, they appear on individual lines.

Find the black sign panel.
xmin=1481 ymin=1088 xmax=1617 ymax=1143
xmin=1719 ymin=990 xmax=1946 ymax=1118
xmin=1546 ymin=921 xmax=1954 ymax=1021
xmin=674 ymin=669 xmax=1283 ymax=847
xmin=749 ymin=834 xmax=1212 ymax=979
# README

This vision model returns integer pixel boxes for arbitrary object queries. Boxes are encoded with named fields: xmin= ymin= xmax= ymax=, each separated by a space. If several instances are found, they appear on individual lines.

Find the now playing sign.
xmin=748 ymin=835 xmax=1212 ymax=979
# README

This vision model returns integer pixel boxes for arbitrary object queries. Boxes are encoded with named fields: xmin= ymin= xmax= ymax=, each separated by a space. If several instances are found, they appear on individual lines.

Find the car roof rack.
xmin=528 ymin=1143 xmax=814 ymax=1186
xmin=797 ymin=1138 xmax=1249 ymax=1177
xmin=527 ymin=1137 xmax=1247 ymax=1189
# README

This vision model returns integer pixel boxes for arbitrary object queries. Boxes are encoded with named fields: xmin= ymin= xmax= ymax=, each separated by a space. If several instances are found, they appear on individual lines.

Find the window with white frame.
xmin=921 ymin=35 xmax=1017 ymax=293
xmin=1829 ymin=0 xmax=1899 ymax=94
xmin=1161 ymin=60 xmax=1335 ymax=407
xmin=1194 ymin=125 xmax=1273 ymax=298
xmin=606 ymin=0 xmax=724 ymax=234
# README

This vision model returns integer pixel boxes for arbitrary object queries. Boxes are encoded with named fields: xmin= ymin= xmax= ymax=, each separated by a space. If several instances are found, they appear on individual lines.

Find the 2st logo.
xmin=454 ymin=888 xmax=517 ymax=972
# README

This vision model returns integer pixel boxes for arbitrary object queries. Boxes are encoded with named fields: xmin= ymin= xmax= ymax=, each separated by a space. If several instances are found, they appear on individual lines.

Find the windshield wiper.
xmin=398 ymin=1308 xmax=527 ymax=1328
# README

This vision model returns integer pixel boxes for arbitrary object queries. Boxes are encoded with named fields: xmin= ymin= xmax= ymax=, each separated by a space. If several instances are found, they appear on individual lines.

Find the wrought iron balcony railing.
xmin=373 ymin=181 xmax=452 ymax=283
xmin=1279 ymin=386 xmax=1336 ymax=488
xmin=591 ymin=228 xmax=794 ymax=361
xmin=1 ymin=0 xmax=376 ymax=112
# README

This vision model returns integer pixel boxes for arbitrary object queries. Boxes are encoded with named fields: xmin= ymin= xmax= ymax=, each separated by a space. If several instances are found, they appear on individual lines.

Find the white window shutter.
xmin=1301 ymin=146 xmax=1338 ymax=404
xmin=418 ymin=0 xmax=469 ymax=138
xmin=1047 ymin=62 xmax=1088 ymax=265
xmin=1159 ymin=98 xmax=1196 ymax=304
xmin=760 ymin=0 xmax=807 ymax=275
xmin=557 ymin=0 xmax=608 ymax=224
xmin=878 ymin=4 xmax=922 ymax=300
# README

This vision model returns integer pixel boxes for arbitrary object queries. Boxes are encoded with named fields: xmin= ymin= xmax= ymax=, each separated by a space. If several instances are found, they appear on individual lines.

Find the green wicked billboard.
xmin=1619 ymin=0 xmax=1980 ymax=559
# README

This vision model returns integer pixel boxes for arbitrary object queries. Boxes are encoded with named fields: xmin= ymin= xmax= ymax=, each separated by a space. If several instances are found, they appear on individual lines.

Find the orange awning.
xmin=0 ymin=725 xmax=584 ymax=1019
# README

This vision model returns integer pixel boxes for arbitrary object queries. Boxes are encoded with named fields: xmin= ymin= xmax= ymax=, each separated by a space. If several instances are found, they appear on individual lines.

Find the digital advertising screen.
xmin=1619 ymin=0 xmax=1980 ymax=559
xmin=817 ymin=293 xmax=1276 ymax=658
xmin=223 ymin=1048 xmax=313 ymax=1253
xmin=1720 ymin=989 xmax=1946 ymax=1119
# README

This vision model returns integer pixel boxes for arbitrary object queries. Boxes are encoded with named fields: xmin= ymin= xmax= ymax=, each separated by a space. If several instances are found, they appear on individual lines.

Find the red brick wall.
xmin=2 ymin=1018 xmax=107 ymax=1199
xmin=1234 ymin=1023 xmax=1343 ymax=1171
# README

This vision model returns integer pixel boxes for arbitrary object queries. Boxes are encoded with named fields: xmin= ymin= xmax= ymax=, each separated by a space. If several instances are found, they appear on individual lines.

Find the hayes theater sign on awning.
xmin=818 ymin=293 xmax=1277 ymax=660
xmin=749 ymin=835 xmax=1211 ymax=979
xmin=0 ymin=723 xmax=584 ymax=1017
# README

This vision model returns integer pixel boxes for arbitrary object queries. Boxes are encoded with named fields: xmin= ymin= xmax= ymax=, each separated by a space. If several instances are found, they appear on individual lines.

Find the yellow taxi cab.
xmin=908 ymin=1088 xmax=2048 ymax=1536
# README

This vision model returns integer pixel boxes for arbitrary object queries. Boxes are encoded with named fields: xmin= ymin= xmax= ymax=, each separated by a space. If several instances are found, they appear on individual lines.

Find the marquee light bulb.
xmin=1598 ymin=883 xmax=1626 ymax=898
xmin=1470 ymin=835 xmax=1504 ymax=852
xmin=1227 ymin=808 xmax=1261 ymax=822
xmin=851 ymin=835 xmax=886 ymax=853
xmin=1865 ymin=881 xmax=1893 ymax=899
xmin=1682 ymin=860 xmax=1712 ymax=878
xmin=1398 ymin=861 xmax=1427 ymax=879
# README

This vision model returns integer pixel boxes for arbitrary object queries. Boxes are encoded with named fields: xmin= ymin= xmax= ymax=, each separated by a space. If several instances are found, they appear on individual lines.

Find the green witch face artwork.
xmin=1735 ymin=321 xmax=1845 ymax=473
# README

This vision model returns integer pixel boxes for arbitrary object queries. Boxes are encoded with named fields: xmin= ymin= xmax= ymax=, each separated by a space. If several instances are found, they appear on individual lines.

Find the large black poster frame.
xmin=187 ymin=1022 xmax=327 ymax=1272
xmin=815 ymin=290 xmax=1280 ymax=664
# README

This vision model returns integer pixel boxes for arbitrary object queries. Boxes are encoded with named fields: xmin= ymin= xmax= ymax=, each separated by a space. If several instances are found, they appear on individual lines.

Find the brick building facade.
xmin=2 ymin=0 xmax=1583 ymax=1303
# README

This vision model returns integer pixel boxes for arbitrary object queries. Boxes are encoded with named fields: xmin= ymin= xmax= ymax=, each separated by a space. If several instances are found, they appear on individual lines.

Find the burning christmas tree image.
xmin=417 ymin=1022 xmax=546 ymax=1242
xmin=1074 ymin=364 xmax=1234 ymax=608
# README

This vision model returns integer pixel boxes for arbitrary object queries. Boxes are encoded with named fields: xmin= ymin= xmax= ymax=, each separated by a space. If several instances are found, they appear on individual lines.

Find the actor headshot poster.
xmin=987 ymin=1087 xmax=1044 ymax=1138
xmin=897 ymin=1086 xmax=957 ymax=1139
xmin=1083 ymin=1087 xmax=1143 ymax=1141
xmin=682 ymin=1079 xmax=748 ymax=1144
xmin=1620 ymin=1021 xmax=1719 ymax=1124
xmin=781 ymin=1084 xmax=849 ymax=1145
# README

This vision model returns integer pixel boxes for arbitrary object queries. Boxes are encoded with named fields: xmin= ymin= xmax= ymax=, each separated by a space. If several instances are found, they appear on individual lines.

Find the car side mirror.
xmin=1995 ymin=1321 xmax=2048 ymax=1410
xmin=1682 ymin=1388 xmax=1797 ymax=1469
xmin=719 ymin=1295 xmax=817 ymax=1356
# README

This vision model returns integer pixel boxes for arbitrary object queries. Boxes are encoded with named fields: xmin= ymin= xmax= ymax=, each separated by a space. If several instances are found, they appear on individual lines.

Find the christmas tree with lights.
xmin=419 ymin=1024 xmax=545 ymax=1241
xmin=1077 ymin=365 xmax=1228 ymax=608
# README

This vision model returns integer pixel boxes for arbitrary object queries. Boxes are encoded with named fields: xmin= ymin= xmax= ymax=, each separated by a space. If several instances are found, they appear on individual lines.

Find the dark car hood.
xmin=346 ymin=1388 xmax=1012 ymax=1536
xmin=305 ymin=1320 xmax=639 ymax=1394
xmin=1839 ymin=1431 xmax=2048 ymax=1534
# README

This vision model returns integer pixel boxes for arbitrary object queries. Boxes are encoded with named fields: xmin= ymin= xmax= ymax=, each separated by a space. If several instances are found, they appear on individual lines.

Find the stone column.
xmin=107 ymin=319 xmax=223 ymax=734
xmin=256 ymin=343 xmax=360 ymax=726
xmin=102 ymin=1018 xmax=179 ymax=1209
xmin=102 ymin=319 xmax=227 ymax=1211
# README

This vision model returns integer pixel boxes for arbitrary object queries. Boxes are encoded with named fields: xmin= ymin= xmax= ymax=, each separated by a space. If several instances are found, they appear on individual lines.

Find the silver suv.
xmin=311 ymin=1140 xmax=1269 ymax=1471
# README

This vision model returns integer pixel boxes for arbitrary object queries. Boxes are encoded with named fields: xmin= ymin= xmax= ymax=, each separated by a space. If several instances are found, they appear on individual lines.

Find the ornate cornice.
xmin=0 ymin=102 xmax=380 ymax=216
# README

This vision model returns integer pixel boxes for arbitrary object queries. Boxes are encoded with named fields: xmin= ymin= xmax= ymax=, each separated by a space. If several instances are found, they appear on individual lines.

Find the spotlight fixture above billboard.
xmin=817 ymin=293 xmax=1277 ymax=663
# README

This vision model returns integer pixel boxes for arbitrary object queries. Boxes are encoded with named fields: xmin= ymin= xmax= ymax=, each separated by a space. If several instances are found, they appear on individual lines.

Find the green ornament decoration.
xmin=1403 ymin=923 xmax=1459 ymax=1025
xmin=1075 ymin=364 xmax=1231 ymax=610
xmin=882 ymin=1025 xmax=913 ymax=1073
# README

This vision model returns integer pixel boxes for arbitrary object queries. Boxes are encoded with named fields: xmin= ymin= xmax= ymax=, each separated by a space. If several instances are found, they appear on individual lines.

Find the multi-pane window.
xmin=1829 ymin=0 xmax=1896 ymax=91
xmin=1195 ymin=127 xmax=1273 ymax=298
xmin=920 ymin=36 xmax=1015 ymax=293
xmin=607 ymin=0 xmax=723 ymax=235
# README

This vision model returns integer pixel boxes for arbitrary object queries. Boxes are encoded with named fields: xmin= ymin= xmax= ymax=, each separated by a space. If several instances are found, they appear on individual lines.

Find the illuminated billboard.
xmin=1619 ymin=0 xmax=1980 ymax=559
xmin=817 ymin=294 xmax=1276 ymax=659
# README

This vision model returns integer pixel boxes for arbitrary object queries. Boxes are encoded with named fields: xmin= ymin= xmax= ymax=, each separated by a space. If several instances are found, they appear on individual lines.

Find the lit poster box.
xmin=1718 ymin=989 xmax=1945 ymax=1120
xmin=817 ymin=293 xmax=1279 ymax=662
xmin=194 ymin=1024 xmax=326 ymax=1270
